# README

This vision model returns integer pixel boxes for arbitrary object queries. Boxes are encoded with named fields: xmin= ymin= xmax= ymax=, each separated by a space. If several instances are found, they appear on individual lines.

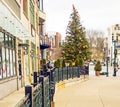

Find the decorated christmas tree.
xmin=62 ymin=5 xmax=91 ymax=63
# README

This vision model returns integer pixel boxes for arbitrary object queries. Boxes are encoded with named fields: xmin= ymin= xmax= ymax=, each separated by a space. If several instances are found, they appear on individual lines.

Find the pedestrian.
xmin=113 ymin=65 xmax=119 ymax=76
xmin=46 ymin=60 xmax=50 ymax=69
xmin=41 ymin=64 xmax=48 ymax=76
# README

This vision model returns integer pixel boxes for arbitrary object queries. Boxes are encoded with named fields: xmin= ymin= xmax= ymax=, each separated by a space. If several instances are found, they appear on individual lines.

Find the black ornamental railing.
xmin=18 ymin=65 xmax=89 ymax=107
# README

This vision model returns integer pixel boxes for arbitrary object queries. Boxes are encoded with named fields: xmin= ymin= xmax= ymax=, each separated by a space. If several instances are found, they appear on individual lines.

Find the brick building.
xmin=47 ymin=32 xmax=62 ymax=61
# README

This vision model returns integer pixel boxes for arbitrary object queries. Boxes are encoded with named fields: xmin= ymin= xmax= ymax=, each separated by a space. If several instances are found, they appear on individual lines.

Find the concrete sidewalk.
xmin=0 ymin=88 xmax=25 ymax=107
xmin=1 ymin=75 xmax=120 ymax=107
xmin=0 ymin=75 xmax=87 ymax=107
xmin=54 ymin=75 xmax=120 ymax=107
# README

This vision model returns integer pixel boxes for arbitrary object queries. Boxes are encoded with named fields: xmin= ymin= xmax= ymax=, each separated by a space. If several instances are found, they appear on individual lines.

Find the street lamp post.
xmin=112 ymin=35 xmax=118 ymax=76
xmin=103 ymin=48 xmax=106 ymax=66
xmin=106 ymin=57 xmax=109 ymax=77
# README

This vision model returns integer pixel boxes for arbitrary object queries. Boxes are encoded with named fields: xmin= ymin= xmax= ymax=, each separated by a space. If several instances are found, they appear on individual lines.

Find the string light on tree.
xmin=61 ymin=4 xmax=91 ymax=62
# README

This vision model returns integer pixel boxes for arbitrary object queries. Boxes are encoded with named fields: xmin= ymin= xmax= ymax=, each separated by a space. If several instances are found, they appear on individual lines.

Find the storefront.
xmin=0 ymin=1 xmax=32 ymax=99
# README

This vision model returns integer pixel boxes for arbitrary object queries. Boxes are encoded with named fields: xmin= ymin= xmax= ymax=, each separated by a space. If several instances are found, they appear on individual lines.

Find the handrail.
xmin=16 ymin=65 xmax=89 ymax=107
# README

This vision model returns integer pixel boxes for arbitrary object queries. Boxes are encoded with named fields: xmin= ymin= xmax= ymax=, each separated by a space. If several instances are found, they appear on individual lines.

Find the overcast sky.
xmin=44 ymin=0 xmax=120 ymax=39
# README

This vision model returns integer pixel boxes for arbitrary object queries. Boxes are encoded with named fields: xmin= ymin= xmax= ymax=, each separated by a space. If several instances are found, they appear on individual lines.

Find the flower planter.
xmin=94 ymin=60 xmax=102 ymax=76
xmin=95 ymin=71 xmax=100 ymax=76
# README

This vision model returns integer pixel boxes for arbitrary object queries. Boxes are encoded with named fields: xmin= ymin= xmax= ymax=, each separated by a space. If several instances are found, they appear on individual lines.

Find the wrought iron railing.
xmin=17 ymin=65 xmax=89 ymax=107
xmin=54 ymin=66 xmax=89 ymax=83
xmin=33 ymin=84 xmax=42 ymax=107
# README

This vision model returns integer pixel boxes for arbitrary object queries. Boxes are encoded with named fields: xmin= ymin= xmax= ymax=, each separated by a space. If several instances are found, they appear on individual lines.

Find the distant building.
xmin=47 ymin=32 xmax=62 ymax=61
xmin=110 ymin=24 xmax=120 ymax=66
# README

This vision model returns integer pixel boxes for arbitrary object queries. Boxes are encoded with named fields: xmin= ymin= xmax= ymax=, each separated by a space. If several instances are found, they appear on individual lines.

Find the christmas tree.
xmin=62 ymin=5 xmax=91 ymax=63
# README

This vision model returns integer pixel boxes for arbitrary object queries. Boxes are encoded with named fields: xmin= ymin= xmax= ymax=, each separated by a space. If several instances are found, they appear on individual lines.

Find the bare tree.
xmin=86 ymin=30 xmax=104 ymax=60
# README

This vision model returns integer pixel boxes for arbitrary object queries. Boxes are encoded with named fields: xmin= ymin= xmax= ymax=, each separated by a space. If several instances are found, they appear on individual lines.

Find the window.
xmin=0 ymin=32 xmax=4 ymax=46
xmin=13 ymin=50 xmax=16 ymax=75
xmin=23 ymin=0 xmax=28 ymax=18
xmin=5 ymin=34 xmax=9 ymax=46
xmin=36 ymin=13 xmax=38 ymax=34
xmin=39 ymin=21 xmax=44 ymax=36
xmin=38 ymin=0 xmax=43 ymax=11
xmin=31 ymin=25 xmax=35 ymax=37
xmin=30 ymin=0 xmax=35 ymax=26
xmin=2 ymin=47 xmax=6 ymax=78
xmin=9 ymin=36 xmax=12 ymax=47
xmin=0 ymin=48 xmax=2 ymax=79
xmin=10 ymin=49 xmax=13 ymax=76
xmin=0 ymin=31 xmax=16 ymax=80
xmin=6 ymin=48 xmax=10 ymax=77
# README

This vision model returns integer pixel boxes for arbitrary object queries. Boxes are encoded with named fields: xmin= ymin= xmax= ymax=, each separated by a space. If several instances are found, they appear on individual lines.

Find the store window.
xmin=0 ymin=48 xmax=2 ymax=79
xmin=0 ymin=31 xmax=16 ymax=80
xmin=0 ymin=32 xmax=4 ymax=46
xmin=10 ymin=49 xmax=13 ymax=76
xmin=5 ymin=34 xmax=9 ymax=46
xmin=1 ymin=44 xmax=6 ymax=78
xmin=6 ymin=48 xmax=10 ymax=77
xmin=9 ymin=36 xmax=12 ymax=47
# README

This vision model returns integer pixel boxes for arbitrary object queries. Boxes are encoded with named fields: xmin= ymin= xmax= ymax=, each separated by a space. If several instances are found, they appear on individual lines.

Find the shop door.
xmin=18 ymin=47 xmax=24 ymax=87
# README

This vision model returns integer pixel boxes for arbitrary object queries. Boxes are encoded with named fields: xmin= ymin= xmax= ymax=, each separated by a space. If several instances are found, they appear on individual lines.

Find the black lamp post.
xmin=106 ymin=57 xmax=109 ymax=77
xmin=103 ymin=47 xmax=109 ymax=77
xmin=112 ymin=34 xmax=118 ymax=76
xmin=103 ymin=48 xmax=106 ymax=66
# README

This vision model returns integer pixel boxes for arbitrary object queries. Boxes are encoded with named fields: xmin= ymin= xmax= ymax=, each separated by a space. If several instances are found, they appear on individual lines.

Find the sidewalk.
xmin=0 ymin=88 xmax=25 ymax=107
xmin=54 ymin=75 xmax=120 ymax=107
xmin=1 ymin=73 xmax=120 ymax=107
xmin=0 ymin=75 xmax=88 ymax=107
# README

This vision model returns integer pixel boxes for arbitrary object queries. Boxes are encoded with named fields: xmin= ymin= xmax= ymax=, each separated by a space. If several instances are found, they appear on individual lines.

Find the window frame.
xmin=0 ymin=31 xmax=16 ymax=80
xmin=23 ymin=0 xmax=28 ymax=18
